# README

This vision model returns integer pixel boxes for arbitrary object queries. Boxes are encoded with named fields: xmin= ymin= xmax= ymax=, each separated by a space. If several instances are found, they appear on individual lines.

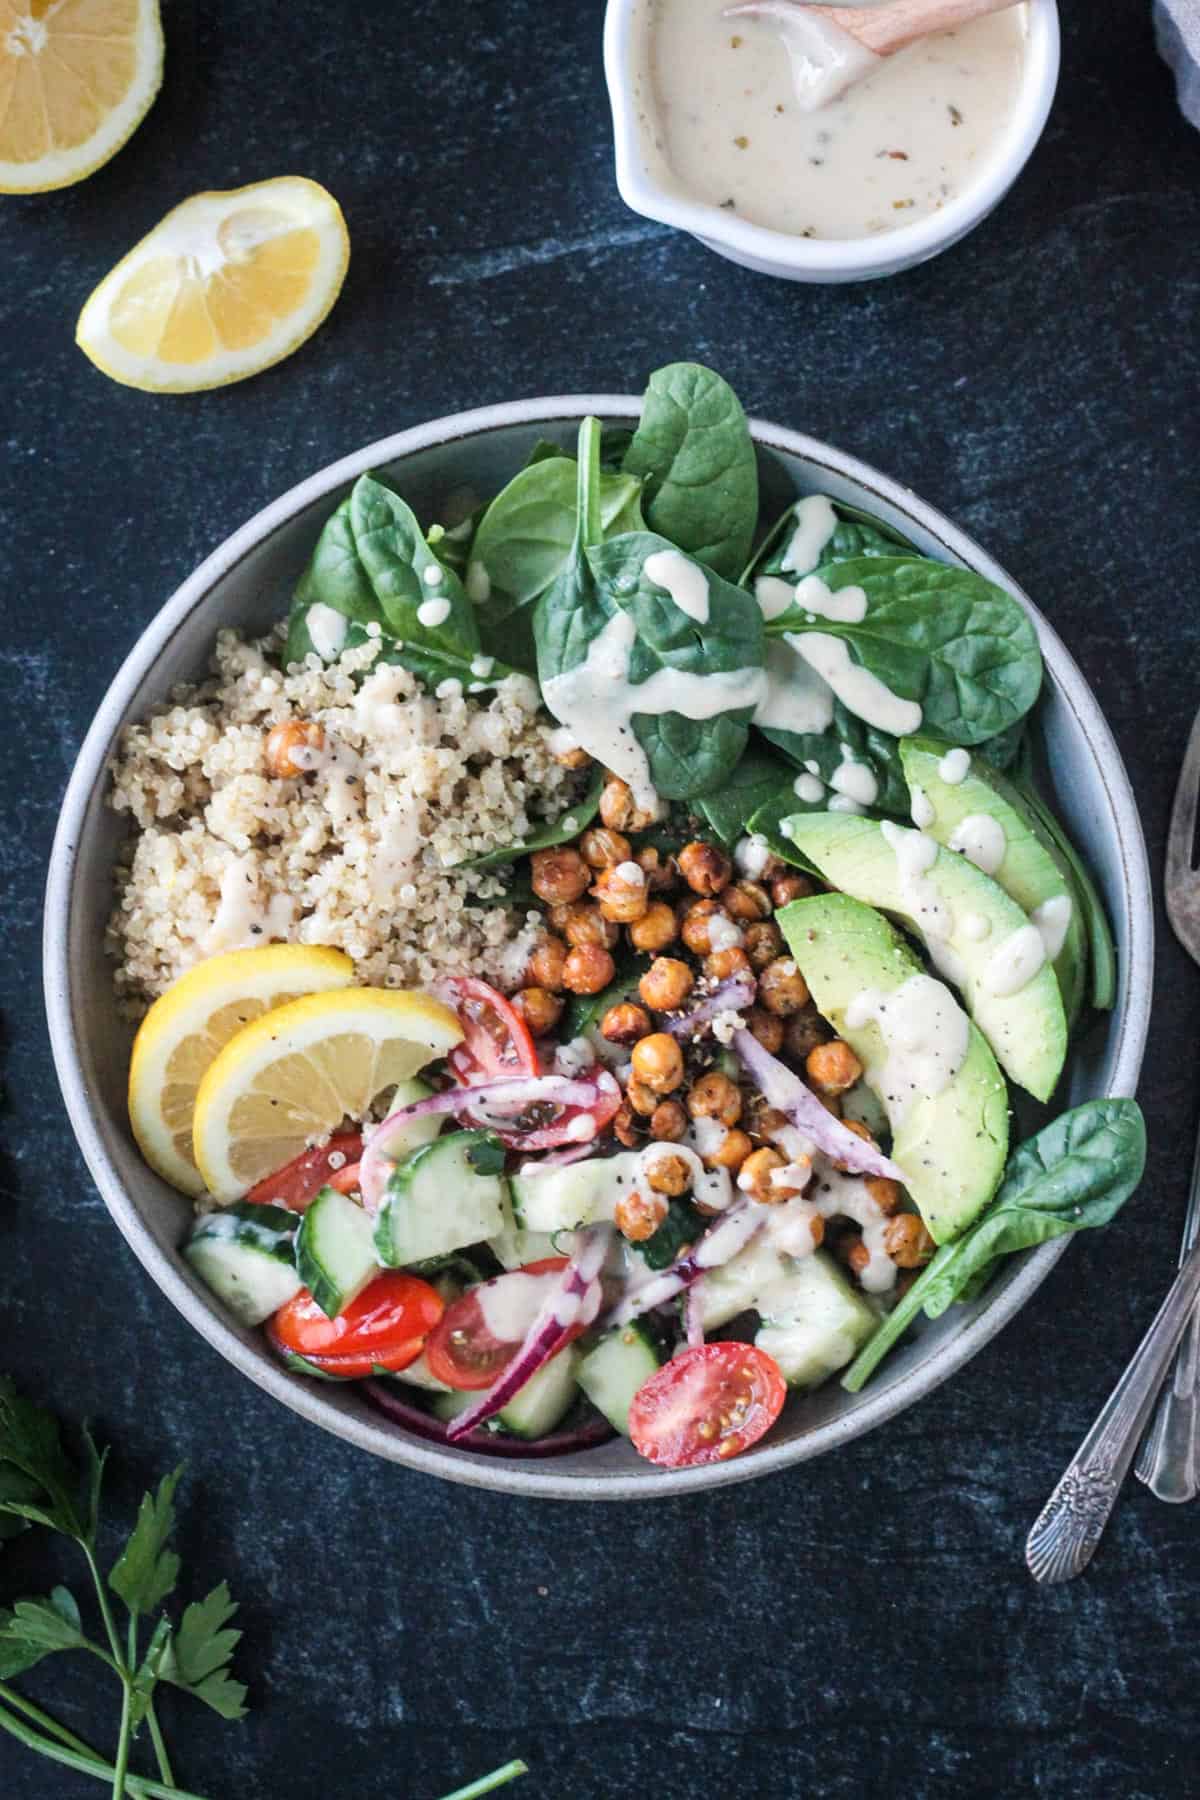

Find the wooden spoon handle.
xmin=828 ymin=0 xmax=1021 ymax=59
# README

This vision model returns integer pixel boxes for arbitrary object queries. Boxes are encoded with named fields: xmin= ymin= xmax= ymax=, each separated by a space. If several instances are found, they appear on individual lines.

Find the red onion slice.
xmin=444 ymin=1225 xmax=612 ymax=1441
xmin=664 ymin=972 xmax=757 ymax=1040
xmin=732 ymin=1029 xmax=906 ymax=1184
xmin=358 ymin=1073 xmax=606 ymax=1213
xmin=363 ymin=1382 xmax=614 ymax=1457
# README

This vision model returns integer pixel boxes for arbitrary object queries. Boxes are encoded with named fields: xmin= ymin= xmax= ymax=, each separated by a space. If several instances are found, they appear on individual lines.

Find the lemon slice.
xmin=75 ymin=176 xmax=349 ymax=392
xmin=192 ymin=988 xmax=464 ymax=1203
xmin=128 ymin=945 xmax=355 ymax=1197
xmin=0 ymin=0 xmax=163 ymax=194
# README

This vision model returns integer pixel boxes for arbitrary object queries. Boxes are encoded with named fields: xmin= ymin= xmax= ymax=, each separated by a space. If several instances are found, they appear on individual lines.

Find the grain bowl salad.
xmin=111 ymin=365 xmax=1145 ymax=1470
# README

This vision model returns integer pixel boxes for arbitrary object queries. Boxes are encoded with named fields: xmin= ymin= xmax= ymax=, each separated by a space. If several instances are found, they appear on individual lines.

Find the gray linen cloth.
xmin=1156 ymin=0 xmax=1200 ymax=126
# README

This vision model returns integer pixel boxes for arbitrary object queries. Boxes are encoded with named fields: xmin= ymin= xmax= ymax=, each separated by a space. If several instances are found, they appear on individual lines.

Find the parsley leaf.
xmin=465 ymin=1135 xmax=507 ymax=1177
xmin=109 ymin=1468 xmax=182 ymax=1617
xmin=0 ymin=1378 xmax=85 ymax=1541
xmin=161 ymin=1582 xmax=248 ymax=1721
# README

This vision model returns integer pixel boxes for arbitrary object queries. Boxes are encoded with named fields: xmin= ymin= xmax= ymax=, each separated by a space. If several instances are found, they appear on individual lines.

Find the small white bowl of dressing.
xmin=604 ymin=0 xmax=1060 ymax=282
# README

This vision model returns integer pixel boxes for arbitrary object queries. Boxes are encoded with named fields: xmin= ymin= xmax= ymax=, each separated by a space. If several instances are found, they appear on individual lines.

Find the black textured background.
xmin=4 ymin=3 xmax=1200 ymax=1796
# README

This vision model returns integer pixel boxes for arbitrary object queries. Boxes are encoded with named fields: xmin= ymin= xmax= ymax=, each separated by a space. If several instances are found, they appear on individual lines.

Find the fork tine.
xmin=1165 ymin=705 xmax=1200 ymax=953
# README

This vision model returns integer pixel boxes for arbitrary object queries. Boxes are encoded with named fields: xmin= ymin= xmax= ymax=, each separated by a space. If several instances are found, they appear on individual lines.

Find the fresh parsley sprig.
xmin=0 ymin=1377 xmax=527 ymax=1800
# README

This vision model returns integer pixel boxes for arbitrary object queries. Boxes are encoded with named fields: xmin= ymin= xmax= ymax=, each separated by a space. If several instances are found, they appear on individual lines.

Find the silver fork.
xmin=1025 ymin=707 xmax=1200 ymax=1581
xmin=1135 ymin=706 xmax=1200 ymax=1501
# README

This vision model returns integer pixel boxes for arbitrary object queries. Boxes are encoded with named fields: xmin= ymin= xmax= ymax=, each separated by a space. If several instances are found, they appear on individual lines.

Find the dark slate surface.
xmin=3 ymin=2 xmax=1200 ymax=1795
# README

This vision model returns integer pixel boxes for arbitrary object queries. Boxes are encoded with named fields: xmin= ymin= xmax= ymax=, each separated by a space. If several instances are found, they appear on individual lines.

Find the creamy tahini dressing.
xmin=949 ymin=811 xmax=1007 ymax=876
xmin=641 ymin=1 xmax=1028 ymax=241
xmin=983 ymin=922 xmax=1046 ymax=996
xmin=790 ymin=633 xmax=922 ymax=736
xmin=644 ymin=546 xmax=711 ymax=622
xmin=779 ymin=493 xmax=839 ymax=575
xmin=1032 ymin=893 xmax=1073 ymax=961
xmin=754 ymin=638 xmax=836 ymax=736
xmin=846 ymin=973 xmax=970 ymax=1124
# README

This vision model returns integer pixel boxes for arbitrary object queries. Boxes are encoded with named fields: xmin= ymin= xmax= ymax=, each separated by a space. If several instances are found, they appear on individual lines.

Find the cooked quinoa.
xmin=107 ymin=626 xmax=585 ymax=1014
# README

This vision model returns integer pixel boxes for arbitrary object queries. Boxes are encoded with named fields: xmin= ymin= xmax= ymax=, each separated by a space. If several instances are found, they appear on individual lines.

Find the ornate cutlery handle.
xmin=1135 ymin=1121 xmax=1200 ymax=1501
xmin=1026 ymin=1238 xmax=1200 ymax=1583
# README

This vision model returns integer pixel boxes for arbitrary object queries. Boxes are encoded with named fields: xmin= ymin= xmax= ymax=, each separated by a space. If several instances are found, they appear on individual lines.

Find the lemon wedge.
xmin=192 ymin=988 xmax=463 ymax=1203
xmin=0 ymin=0 xmax=163 ymax=194
xmin=75 ymin=175 xmax=349 ymax=392
xmin=128 ymin=945 xmax=355 ymax=1197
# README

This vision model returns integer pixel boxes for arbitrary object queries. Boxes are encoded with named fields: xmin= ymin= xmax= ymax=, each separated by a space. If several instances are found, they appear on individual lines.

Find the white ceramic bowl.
xmin=44 ymin=395 xmax=1151 ymax=1499
xmin=604 ymin=0 xmax=1060 ymax=282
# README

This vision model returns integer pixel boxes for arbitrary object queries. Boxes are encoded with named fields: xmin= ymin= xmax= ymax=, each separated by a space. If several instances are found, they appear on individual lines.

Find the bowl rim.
xmin=43 ymin=393 xmax=1152 ymax=1500
xmin=602 ymin=0 xmax=1061 ymax=277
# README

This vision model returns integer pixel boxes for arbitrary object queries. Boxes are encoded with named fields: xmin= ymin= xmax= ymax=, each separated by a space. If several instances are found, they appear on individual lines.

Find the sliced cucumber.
xmin=577 ymin=1322 xmax=664 ymax=1436
xmin=488 ymin=1181 xmax=564 ymax=1269
xmin=695 ymin=1235 xmax=792 ymax=1331
xmin=511 ymin=1150 xmax=642 ymax=1233
xmin=495 ymin=1346 xmax=581 ymax=1439
xmin=377 ymin=1077 xmax=444 ymax=1160
xmin=294 ymin=1186 xmax=378 ymax=1319
xmin=754 ymin=1251 xmax=879 ymax=1389
xmin=184 ymin=1201 xmax=301 ymax=1327
xmin=430 ymin=1348 xmax=582 ymax=1439
xmin=374 ymin=1131 xmax=507 ymax=1269
xmin=381 ymin=1352 xmax=451 ymax=1394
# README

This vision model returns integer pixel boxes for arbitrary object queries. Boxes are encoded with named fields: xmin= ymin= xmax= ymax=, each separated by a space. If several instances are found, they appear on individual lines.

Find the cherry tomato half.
xmin=424 ymin=1261 xmax=575 ymax=1391
xmin=268 ymin=1272 xmax=443 ymax=1379
xmin=440 ymin=976 xmax=538 ymax=1086
xmin=247 ymin=1132 xmax=364 ymax=1213
xmin=628 ymin=1344 xmax=787 ymax=1468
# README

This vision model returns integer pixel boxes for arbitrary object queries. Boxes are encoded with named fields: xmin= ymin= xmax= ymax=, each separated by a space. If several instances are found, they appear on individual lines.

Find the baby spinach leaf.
xmin=759 ymin=700 xmax=911 ymax=819
xmin=768 ymin=555 xmax=1043 ymax=746
xmin=622 ymin=362 xmax=758 ymax=581
xmin=364 ymin=631 xmax=518 ymax=694
xmin=299 ymin=495 xmax=380 ymax=625
xmin=457 ymin=767 xmax=603 ymax=870
xmin=977 ymin=718 xmax=1025 ymax=773
xmin=533 ymin=416 xmax=612 ymax=688
xmin=745 ymin=785 xmax=822 ymax=874
xmin=426 ymin=513 xmax=479 ymax=580
xmin=584 ymin=530 xmax=765 ymax=799
xmin=745 ymin=494 xmax=915 ymax=586
xmin=842 ymin=1099 xmax=1146 ymax=1391
xmin=467 ymin=457 xmax=644 ymax=670
xmin=635 ymin=1199 xmax=705 ymax=1271
xmin=693 ymin=744 xmax=797 ymax=846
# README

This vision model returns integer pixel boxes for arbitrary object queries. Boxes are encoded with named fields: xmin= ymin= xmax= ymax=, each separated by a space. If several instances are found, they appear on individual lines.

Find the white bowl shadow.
xmin=44 ymin=396 xmax=1151 ymax=1499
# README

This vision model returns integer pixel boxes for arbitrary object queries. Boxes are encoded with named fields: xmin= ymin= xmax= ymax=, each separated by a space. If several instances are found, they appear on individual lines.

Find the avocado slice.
xmin=782 ymin=812 xmax=1068 ymax=1102
xmin=900 ymin=738 xmax=1088 ymax=1026
xmin=778 ymin=892 xmax=1008 ymax=1242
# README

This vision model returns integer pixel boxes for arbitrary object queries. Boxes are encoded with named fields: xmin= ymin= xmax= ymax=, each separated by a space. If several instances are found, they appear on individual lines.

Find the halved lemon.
xmin=192 ymin=988 xmax=463 ymax=1203
xmin=0 ymin=0 xmax=163 ymax=194
xmin=75 ymin=175 xmax=349 ymax=392
xmin=128 ymin=944 xmax=355 ymax=1197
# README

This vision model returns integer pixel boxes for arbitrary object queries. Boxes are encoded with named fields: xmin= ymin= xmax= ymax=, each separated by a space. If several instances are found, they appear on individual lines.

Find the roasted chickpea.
xmin=678 ymin=840 xmax=733 ymax=896
xmin=846 ymin=1238 xmax=871 ymax=1279
xmin=639 ymin=956 xmax=694 ymax=1013
xmin=643 ymin=1150 xmax=693 ymax=1197
xmin=680 ymin=898 xmax=728 ymax=956
xmin=783 ymin=1003 xmax=829 ymax=1063
xmin=531 ymin=847 xmax=590 ymax=906
xmin=626 ymin=1077 xmax=660 ymax=1118
xmin=628 ymin=900 xmax=678 ymax=954
xmin=687 ymin=1070 xmax=742 ymax=1127
xmin=722 ymin=880 xmax=773 ymax=923
xmin=600 ymin=775 xmax=655 ymax=833
xmin=558 ymin=902 xmax=619 ymax=950
xmin=806 ymin=1213 xmax=826 ymax=1250
xmin=884 ymin=1213 xmax=936 ymax=1268
xmin=553 ymin=743 xmax=592 ymax=770
xmin=630 ymin=1032 xmax=685 ymax=1095
xmin=512 ymin=987 xmax=563 ymax=1035
xmin=649 ymin=1099 xmax=688 ymax=1142
xmin=601 ymin=1001 xmax=652 ymax=1044
xmin=562 ymin=943 xmax=616 ymax=995
xmin=771 ymin=873 xmax=814 ymax=908
xmin=592 ymin=861 xmax=649 ymax=924
xmin=738 ymin=1146 xmax=803 ymax=1204
xmin=704 ymin=946 xmax=752 ymax=983
xmin=806 ymin=1038 xmax=863 ymax=1096
xmin=265 ymin=718 xmax=325 ymax=778
xmin=526 ymin=933 xmax=568 ymax=992
xmin=703 ymin=1126 xmax=753 ymax=1172
xmin=742 ymin=1005 xmax=784 ymax=1054
xmin=614 ymin=1188 xmax=669 ymax=1244
xmin=743 ymin=919 xmax=785 ymax=972
xmin=636 ymin=846 xmax=676 ymax=893
xmin=579 ymin=826 xmax=631 ymax=869
xmin=749 ymin=1104 xmax=790 ymax=1143
xmin=613 ymin=1100 xmax=641 ymax=1148
xmin=758 ymin=958 xmax=811 ymax=1017
xmin=865 ymin=1175 xmax=903 ymax=1217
